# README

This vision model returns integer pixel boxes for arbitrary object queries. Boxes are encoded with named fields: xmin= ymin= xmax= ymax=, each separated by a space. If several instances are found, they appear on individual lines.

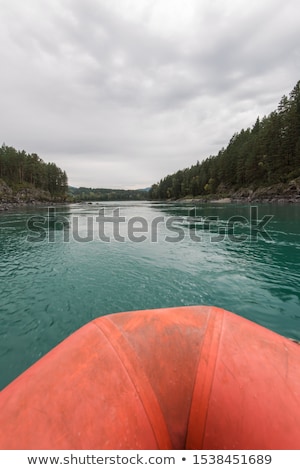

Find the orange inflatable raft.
xmin=0 ymin=306 xmax=300 ymax=450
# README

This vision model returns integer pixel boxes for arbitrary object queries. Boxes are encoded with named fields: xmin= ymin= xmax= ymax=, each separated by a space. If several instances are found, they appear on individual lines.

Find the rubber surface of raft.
xmin=0 ymin=306 xmax=299 ymax=449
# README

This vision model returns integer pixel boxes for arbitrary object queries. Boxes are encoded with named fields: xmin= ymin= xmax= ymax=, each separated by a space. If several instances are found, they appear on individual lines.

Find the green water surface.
xmin=0 ymin=201 xmax=299 ymax=389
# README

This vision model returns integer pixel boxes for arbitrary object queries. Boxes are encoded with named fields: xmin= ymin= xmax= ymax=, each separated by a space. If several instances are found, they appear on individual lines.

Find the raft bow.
xmin=0 ymin=306 xmax=299 ymax=449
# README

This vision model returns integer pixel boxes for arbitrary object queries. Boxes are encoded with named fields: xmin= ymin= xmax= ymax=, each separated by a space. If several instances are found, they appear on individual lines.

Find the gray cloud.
xmin=0 ymin=0 xmax=299 ymax=188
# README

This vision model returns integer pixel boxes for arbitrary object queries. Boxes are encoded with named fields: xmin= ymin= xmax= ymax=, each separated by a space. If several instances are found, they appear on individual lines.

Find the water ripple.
xmin=0 ymin=202 xmax=300 ymax=389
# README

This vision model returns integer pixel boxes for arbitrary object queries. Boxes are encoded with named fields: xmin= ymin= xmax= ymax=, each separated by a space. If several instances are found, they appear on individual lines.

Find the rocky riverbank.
xmin=176 ymin=177 xmax=300 ymax=204
xmin=230 ymin=177 xmax=300 ymax=203
xmin=0 ymin=179 xmax=65 ymax=211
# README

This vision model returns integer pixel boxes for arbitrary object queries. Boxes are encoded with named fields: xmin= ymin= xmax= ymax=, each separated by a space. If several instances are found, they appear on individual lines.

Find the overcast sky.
xmin=0 ymin=0 xmax=299 ymax=189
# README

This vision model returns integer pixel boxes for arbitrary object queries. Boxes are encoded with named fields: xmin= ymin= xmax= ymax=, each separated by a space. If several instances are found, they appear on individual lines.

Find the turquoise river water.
xmin=0 ymin=201 xmax=299 ymax=390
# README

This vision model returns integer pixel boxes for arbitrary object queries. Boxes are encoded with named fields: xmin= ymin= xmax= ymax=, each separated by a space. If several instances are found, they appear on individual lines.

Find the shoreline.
xmin=1 ymin=194 xmax=300 ymax=212
xmin=0 ymin=201 xmax=69 ymax=212
xmin=2 ymin=181 xmax=300 ymax=211
xmin=173 ymin=195 xmax=300 ymax=204
xmin=155 ymin=177 xmax=300 ymax=205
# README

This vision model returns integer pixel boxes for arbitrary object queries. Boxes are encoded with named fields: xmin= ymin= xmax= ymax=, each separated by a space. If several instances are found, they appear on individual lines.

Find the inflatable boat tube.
xmin=0 ymin=306 xmax=300 ymax=450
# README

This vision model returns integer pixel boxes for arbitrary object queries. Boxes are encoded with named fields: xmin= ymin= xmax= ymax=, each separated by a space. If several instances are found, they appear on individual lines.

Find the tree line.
xmin=69 ymin=186 xmax=149 ymax=201
xmin=0 ymin=144 xmax=68 ymax=198
xmin=150 ymin=80 xmax=300 ymax=200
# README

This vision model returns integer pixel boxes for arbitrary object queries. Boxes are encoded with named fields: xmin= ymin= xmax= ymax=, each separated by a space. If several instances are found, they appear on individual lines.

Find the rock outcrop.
xmin=0 ymin=179 xmax=56 ymax=211
xmin=231 ymin=177 xmax=300 ymax=203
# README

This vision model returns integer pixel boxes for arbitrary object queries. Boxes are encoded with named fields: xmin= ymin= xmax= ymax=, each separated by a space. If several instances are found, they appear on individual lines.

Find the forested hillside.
xmin=150 ymin=81 xmax=300 ymax=200
xmin=0 ymin=144 xmax=68 ymax=200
